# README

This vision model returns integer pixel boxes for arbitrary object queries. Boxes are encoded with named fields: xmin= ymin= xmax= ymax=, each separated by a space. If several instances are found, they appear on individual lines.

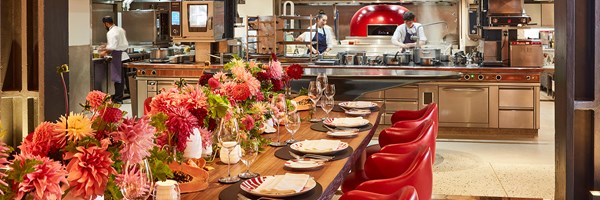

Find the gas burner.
xmin=489 ymin=15 xmax=531 ymax=26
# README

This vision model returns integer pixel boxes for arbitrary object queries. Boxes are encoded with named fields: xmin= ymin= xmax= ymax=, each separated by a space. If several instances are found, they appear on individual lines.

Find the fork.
xmin=289 ymin=151 xmax=334 ymax=161
xmin=323 ymin=124 xmax=359 ymax=132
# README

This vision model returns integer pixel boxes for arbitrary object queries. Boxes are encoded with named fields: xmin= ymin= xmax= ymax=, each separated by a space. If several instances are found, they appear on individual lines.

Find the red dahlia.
xmin=286 ymin=64 xmax=303 ymax=80
xmin=232 ymin=83 xmax=251 ymax=101
xmin=101 ymin=107 xmax=123 ymax=123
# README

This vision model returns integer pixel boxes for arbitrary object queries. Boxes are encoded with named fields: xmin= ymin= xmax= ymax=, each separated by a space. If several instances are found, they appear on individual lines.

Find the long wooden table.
xmin=182 ymin=103 xmax=383 ymax=200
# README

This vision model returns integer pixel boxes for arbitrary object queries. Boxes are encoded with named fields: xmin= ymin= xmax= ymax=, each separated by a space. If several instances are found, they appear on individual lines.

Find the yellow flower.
xmin=57 ymin=112 xmax=95 ymax=141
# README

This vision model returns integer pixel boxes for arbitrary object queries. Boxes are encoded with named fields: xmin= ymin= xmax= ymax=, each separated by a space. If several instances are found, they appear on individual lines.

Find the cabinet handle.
xmin=442 ymin=87 xmax=485 ymax=92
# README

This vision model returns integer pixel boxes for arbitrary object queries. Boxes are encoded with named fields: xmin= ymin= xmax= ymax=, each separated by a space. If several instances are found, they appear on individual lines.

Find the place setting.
xmin=274 ymin=139 xmax=354 ymax=162
xmin=218 ymin=173 xmax=323 ymax=200
xmin=333 ymin=101 xmax=380 ymax=113
xmin=310 ymin=116 xmax=374 ymax=133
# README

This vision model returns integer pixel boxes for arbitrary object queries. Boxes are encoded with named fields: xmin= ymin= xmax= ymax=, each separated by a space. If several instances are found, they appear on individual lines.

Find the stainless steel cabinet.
xmin=438 ymin=86 xmax=490 ymax=127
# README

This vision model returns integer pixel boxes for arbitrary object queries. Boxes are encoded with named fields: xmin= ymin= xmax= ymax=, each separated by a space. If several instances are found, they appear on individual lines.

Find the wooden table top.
xmin=181 ymin=103 xmax=383 ymax=200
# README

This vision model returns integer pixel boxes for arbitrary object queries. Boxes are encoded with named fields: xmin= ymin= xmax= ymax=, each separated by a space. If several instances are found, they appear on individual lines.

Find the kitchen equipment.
xmin=420 ymin=58 xmax=438 ymax=66
xmin=440 ymin=54 xmax=450 ymax=62
xmin=453 ymin=51 xmax=467 ymax=65
xmin=121 ymin=10 xmax=170 ymax=46
xmin=383 ymin=52 xmax=400 ymax=66
xmin=510 ymin=40 xmax=543 ymax=67
xmin=344 ymin=54 xmax=356 ymax=65
xmin=150 ymin=48 xmax=169 ymax=60
xmin=413 ymin=48 xmax=441 ymax=64
xmin=367 ymin=56 xmax=382 ymax=66
xmin=172 ymin=1 xmax=225 ymax=41
xmin=356 ymin=56 xmax=365 ymax=65
xmin=439 ymin=86 xmax=490 ymax=127
xmin=169 ymin=55 xmax=184 ymax=64
xmin=471 ymin=51 xmax=483 ymax=65
xmin=488 ymin=0 xmax=523 ymax=16
xmin=349 ymin=5 xmax=409 ymax=37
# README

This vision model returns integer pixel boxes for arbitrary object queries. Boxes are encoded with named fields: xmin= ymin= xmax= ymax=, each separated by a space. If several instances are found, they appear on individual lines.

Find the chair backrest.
xmin=356 ymin=147 xmax=433 ymax=200
xmin=379 ymin=120 xmax=436 ymax=164
xmin=394 ymin=186 xmax=419 ymax=200
xmin=379 ymin=119 xmax=433 ymax=147
xmin=391 ymin=103 xmax=438 ymax=129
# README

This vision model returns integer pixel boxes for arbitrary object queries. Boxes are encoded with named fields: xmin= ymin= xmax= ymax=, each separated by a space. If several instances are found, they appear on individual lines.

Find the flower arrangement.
xmin=0 ymin=91 xmax=172 ymax=200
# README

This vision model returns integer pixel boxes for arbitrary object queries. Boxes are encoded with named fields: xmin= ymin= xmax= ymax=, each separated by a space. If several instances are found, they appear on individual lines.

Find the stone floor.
xmin=122 ymin=98 xmax=556 ymax=200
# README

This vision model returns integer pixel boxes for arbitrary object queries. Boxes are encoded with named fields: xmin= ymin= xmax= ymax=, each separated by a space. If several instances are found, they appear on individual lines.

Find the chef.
xmin=391 ymin=11 xmax=427 ymax=49
xmin=99 ymin=16 xmax=129 ymax=103
xmin=303 ymin=13 xmax=334 ymax=55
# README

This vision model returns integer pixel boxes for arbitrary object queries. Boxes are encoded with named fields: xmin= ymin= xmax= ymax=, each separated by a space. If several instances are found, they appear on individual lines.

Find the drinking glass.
xmin=285 ymin=112 xmax=301 ymax=144
xmin=324 ymin=84 xmax=335 ymax=99
xmin=316 ymin=73 xmax=328 ymax=92
xmin=120 ymin=159 xmax=153 ymax=200
xmin=217 ymin=119 xmax=241 ymax=184
xmin=153 ymin=180 xmax=180 ymax=200
xmin=269 ymin=94 xmax=287 ymax=147
xmin=238 ymin=139 xmax=259 ymax=179
xmin=321 ymin=97 xmax=335 ymax=119
xmin=308 ymin=81 xmax=322 ymax=122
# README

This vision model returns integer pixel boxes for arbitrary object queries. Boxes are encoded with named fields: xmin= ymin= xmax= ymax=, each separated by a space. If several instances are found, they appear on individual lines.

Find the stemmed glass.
xmin=238 ymin=138 xmax=259 ymax=179
xmin=270 ymin=94 xmax=287 ymax=147
xmin=321 ymin=97 xmax=335 ymax=119
xmin=120 ymin=160 xmax=153 ymax=200
xmin=324 ymin=84 xmax=335 ymax=99
xmin=217 ymin=119 xmax=241 ymax=184
xmin=308 ymin=81 xmax=322 ymax=122
xmin=316 ymin=73 xmax=328 ymax=92
xmin=285 ymin=112 xmax=301 ymax=144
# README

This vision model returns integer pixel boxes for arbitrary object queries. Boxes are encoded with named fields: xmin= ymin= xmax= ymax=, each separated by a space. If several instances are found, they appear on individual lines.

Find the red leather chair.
xmin=354 ymin=147 xmax=433 ymax=200
xmin=340 ymin=185 xmax=419 ymax=200
xmin=342 ymin=122 xmax=434 ymax=193
xmin=390 ymin=103 xmax=438 ymax=126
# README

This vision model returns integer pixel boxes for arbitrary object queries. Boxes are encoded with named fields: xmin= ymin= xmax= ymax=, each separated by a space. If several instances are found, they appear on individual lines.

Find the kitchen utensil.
xmin=289 ymin=151 xmax=334 ymax=161
xmin=344 ymin=54 xmax=356 ymax=65
xmin=420 ymin=57 xmax=438 ymax=66
xmin=383 ymin=52 xmax=400 ymax=66
xmin=453 ymin=51 xmax=467 ymax=65
xmin=150 ymin=48 xmax=169 ymax=60
xmin=356 ymin=56 xmax=365 ymax=65
xmin=413 ymin=48 xmax=441 ymax=64
xmin=397 ymin=53 xmax=411 ymax=64
xmin=366 ymin=56 xmax=382 ymax=65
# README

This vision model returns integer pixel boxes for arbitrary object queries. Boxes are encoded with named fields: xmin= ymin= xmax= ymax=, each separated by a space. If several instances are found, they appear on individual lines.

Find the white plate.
xmin=240 ymin=176 xmax=316 ymax=198
xmin=339 ymin=101 xmax=377 ymax=109
xmin=327 ymin=130 xmax=359 ymax=138
xmin=290 ymin=140 xmax=348 ymax=155
xmin=345 ymin=109 xmax=371 ymax=116
xmin=323 ymin=117 xmax=370 ymax=128
xmin=284 ymin=160 xmax=324 ymax=170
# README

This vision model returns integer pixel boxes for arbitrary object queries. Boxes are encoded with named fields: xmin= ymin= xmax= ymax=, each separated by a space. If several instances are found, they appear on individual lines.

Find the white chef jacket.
xmin=106 ymin=25 xmax=130 ymax=61
xmin=391 ymin=23 xmax=427 ymax=47
xmin=303 ymin=24 xmax=335 ymax=48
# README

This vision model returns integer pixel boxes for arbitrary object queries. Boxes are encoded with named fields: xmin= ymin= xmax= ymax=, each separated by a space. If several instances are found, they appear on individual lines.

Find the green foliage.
xmin=63 ymin=137 xmax=101 ymax=154
xmin=148 ymin=147 xmax=174 ymax=181
xmin=207 ymin=94 xmax=230 ymax=119
xmin=150 ymin=113 xmax=169 ymax=133
xmin=7 ymin=159 xmax=42 ymax=182
xmin=298 ymin=87 xmax=308 ymax=96
xmin=104 ymin=178 xmax=123 ymax=200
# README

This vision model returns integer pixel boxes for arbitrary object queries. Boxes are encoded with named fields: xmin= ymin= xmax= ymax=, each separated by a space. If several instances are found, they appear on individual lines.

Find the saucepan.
xmin=420 ymin=57 xmax=439 ymax=66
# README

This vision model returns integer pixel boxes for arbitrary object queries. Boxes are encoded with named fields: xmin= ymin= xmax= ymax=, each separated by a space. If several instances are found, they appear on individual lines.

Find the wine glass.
xmin=238 ymin=138 xmax=259 ymax=179
xmin=316 ymin=73 xmax=328 ymax=92
xmin=269 ymin=94 xmax=287 ymax=147
xmin=217 ymin=119 xmax=241 ymax=184
xmin=308 ymin=81 xmax=322 ymax=122
xmin=321 ymin=97 xmax=335 ymax=119
xmin=324 ymin=84 xmax=335 ymax=99
xmin=285 ymin=112 xmax=301 ymax=144
xmin=120 ymin=160 xmax=153 ymax=200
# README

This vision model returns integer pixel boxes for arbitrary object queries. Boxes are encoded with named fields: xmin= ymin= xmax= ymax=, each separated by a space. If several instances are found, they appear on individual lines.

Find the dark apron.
xmin=403 ymin=25 xmax=415 ymax=44
xmin=110 ymin=50 xmax=124 ymax=83
xmin=310 ymin=27 xmax=328 ymax=54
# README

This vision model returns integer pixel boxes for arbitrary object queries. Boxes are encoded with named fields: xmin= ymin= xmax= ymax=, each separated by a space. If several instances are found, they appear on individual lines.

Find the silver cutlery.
xmin=289 ymin=151 xmax=334 ymax=161
xmin=322 ymin=124 xmax=359 ymax=132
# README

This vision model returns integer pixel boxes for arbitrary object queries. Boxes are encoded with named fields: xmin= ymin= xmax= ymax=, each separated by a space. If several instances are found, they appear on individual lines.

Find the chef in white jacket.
xmin=391 ymin=11 xmax=427 ymax=49
xmin=99 ymin=16 xmax=129 ymax=103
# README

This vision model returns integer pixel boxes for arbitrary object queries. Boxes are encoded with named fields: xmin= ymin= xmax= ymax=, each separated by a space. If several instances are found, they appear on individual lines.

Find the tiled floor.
xmin=122 ymin=99 xmax=556 ymax=200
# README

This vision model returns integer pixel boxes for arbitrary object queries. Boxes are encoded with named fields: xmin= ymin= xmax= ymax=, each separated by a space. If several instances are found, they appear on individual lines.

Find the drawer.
xmin=499 ymin=110 xmax=534 ymax=129
xmin=359 ymin=91 xmax=384 ymax=99
xmin=385 ymin=101 xmax=418 ymax=112
xmin=385 ymin=86 xmax=418 ymax=99
xmin=499 ymin=88 xmax=534 ymax=108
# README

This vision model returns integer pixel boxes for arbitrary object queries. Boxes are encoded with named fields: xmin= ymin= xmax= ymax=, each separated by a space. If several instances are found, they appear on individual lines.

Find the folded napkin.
xmin=347 ymin=101 xmax=373 ymax=108
xmin=330 ymin=117 xmax=368 ymax=127
xmin=253 ymin=173 xmax=310 ymax=195
xmin=299 ymin=139 xmax=341 ymax=152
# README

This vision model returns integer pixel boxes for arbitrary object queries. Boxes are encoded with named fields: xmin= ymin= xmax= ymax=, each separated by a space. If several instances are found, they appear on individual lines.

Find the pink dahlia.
xmin=213 ymin=72 xmax=227 ymax=82
xmin=241 ymin=115 xmax=255 ymax=131
xmin=115 ymin=164 xmax=151 ymax=199
xmin=231 ymin=66 xmax=247 ymax=80
xmin=86 ymin=90 xmax=109 ymax=111
xmin=268 ymin=61 xmax=283 ymax=80
xmin=14 ymin=154 xmax=68 ymax=200
xmin=100 ymin=107 xmax=123 ymax=123
xmin=181 ymin=85 xmax=208 ymax=110
xmin=232 ymin=83 xmax=251 ymax=101
xmin=149 ymin=88 xmax=181 ymax=115
xmin=199 ymin=128 xmax=213 ymax=149
xmin=19 ymin=122 xmax=66 ymax=157
xmin=65 ymin=139 xmax=116 ymax=199
xmin=165 ymin=107 xmax=200 ymax=152
xmin=0 ymin=141 xmax=11 ymax=195
xmin=114 ymin=117 xmax=156 ymax=164
xmin=208 ymin=77 xmax=221 ymax=89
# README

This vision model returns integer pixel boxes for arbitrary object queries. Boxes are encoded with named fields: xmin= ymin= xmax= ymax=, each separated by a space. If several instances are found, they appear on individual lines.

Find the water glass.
xmin=285 ymin=112 xmax=301 ymax=144
xmin=238 ymin=139 xmax=259 ymax=179
xmin=316 ymin=73 xmax=328 ymax=92
xmin=321 ymin=97 xmax=334 ymax=119
xmin=217 ymin=119 xmax=241 ymax=184
xmin=153 ymin=180 xmax=180 ymax=200
xmin=270 ymin=94 xmax=287 ymax=147
xmin=120 ymin=159 xmax=153 ymax=200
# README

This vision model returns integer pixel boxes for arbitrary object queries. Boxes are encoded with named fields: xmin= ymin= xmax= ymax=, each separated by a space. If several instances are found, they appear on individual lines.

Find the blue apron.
xmin=110 ymin=50 xmax=124 ymax=83
xmin=403 ymin=25 xmax=415 ymax=44
xmin=310 ymin=27 xmax=328 ymax=54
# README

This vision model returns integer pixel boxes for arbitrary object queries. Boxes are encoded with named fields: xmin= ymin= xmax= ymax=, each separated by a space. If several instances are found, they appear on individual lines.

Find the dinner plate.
xmin=240 ymin=176 xmax=316 ymax=198
xmin=323 ymin=117 xmax=370 ymax=128
xmin=345 ymin=109 xmax=371 ymax=117
xmin=327 ymin=130 xmax=359 ymax=138
xmin=290 ymin=140 xmax=349 ymax=155
xmin=284 ymin=160 xmax=324 ymax=170
xmin=339 ymin=101 xmax=377 ymax=109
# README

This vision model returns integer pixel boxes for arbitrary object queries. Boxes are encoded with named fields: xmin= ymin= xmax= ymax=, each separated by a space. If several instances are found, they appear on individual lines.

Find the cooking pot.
xmin=356 ymin=55 xmax=366 ymax=65
xmin=413 ymin=48 xmax=441 ymax=64
xmin=150 ymin=48 xmax=169 ymax=60
xmin=453 ymin=51 xmax=467 ymax=65
xmin=383 ymin=52 xmax=400 ymax=65
xmin=420 ymin=57 xmax=438 ymax=66
xmin=367 ymin=56 xmax=382 ymax=65
xmin=440 ymin=54 xmax=450 ymax=62
xmin=344 ymin=54 xmax=356 ymax=65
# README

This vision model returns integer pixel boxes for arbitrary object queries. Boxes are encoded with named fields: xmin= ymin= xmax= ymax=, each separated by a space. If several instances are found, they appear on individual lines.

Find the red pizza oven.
xmin=349 ymin=5 xmax=410 ymax=37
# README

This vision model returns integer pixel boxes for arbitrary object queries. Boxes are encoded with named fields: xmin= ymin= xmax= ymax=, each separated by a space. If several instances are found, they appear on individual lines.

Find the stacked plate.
xmin=339 ymin=101 xmax=377 ymax=109
xmin=284 ymin=159 xmax=324 ymax=170
xmin=290 ymin=139 xmax=349 ymax=155
xmin=240 ymin=174 xmax=316 ymax=198
xmin=323 ymin=117 xmax=370 ymax=128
